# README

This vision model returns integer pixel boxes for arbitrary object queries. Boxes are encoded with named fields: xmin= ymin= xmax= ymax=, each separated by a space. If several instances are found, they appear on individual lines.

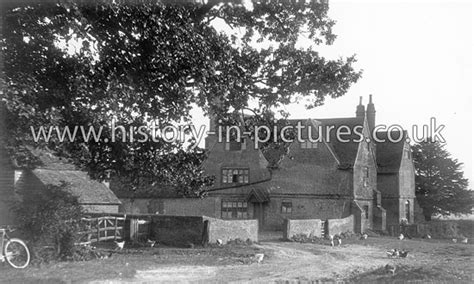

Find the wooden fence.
xmin=77 ymin=215 xmax=125 ymax=245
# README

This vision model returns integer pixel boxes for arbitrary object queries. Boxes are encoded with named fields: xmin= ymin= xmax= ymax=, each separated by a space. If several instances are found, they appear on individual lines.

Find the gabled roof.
xmin=317 ymin=117 xmax=364 ymax=166
xmin=376 ymin=130 xmax=407 ymax=173
xmin=24 ymin=147 xmax=121 ymax=205
xmin=263 ymin=117 xmax=365 ymax=168
xmin=33 ymin=169 xmax=121 ymax=205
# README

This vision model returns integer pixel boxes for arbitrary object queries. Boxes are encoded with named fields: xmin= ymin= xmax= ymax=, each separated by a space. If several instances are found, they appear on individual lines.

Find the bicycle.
xmin=0 ymin=226 xmax=30 ymax=269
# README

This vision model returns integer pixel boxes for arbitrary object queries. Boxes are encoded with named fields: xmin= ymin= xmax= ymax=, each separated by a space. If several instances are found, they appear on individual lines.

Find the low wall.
xmin=149 ymin=215 xmax=205 ymax=247
xmin=204 ymin=217 xmax=258 ymax=244
xmin=327 ymin=215 xmax=354 ymax=236
xmin=283 ymin=219 xmax=322 ymax=240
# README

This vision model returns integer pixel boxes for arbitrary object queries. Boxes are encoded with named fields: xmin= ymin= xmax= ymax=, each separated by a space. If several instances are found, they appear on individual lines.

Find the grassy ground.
xmin=0 ymin=243 xmax=267 ymax=283
xmin=0 ymin=236 xmax=472 ymax=283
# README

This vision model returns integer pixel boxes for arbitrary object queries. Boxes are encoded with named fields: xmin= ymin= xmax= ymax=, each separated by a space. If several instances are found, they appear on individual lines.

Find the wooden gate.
xmin=77 ymin=216 xmax=125 ymax=245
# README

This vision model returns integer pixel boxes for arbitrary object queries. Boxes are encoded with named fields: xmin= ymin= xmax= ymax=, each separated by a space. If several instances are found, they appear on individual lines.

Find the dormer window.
xmin=222 ymin=168 xmax=249 ymax=184
xmin=300 ymin=140 xmax=318 ymax=149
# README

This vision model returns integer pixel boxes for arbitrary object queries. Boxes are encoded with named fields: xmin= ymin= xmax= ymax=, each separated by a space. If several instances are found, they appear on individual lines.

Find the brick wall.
xmin=283 ymin=218 xmax=322 ymax=240
xmin=204 ymin=217 xmax=258 ymax=244
xmin=119 ymin=197 xmax=222 ymax=218
xmin=327 ymin=215 xmax=354 ymax=236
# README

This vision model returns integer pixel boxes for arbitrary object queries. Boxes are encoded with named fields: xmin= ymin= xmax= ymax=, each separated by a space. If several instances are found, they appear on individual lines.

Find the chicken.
xmin=399 ymin=250 xmax=409 ymax=258
xmin=114 ymin=240 xmax=125 ymax=250
xmin=386 ymin=249 xmax=399 ymax=258
xmin=398 ymin=234 xmax=404 ymax=241
xmin=329 ymin=235 xmax=334 ymax=247
xmin=461 ymin=237 xmax=468 ymax=244
xmin=254 ymin=253 xmax=264 ymax=264
xmin=385 ymin=264 xmax=396 ymax=274
xmin=452 ymin=238 xmax=458 ymax=243
xmin=360 ymin=233 xmax=368 ymax=240
xmin=337 ymin=238 xmax=342 ymax=247
xmin=146 ymin=239 xmax=156 ymax=247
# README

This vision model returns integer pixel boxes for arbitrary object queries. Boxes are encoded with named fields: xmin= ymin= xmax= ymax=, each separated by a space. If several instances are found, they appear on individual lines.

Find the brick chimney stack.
xmin=366 ymin=94 xmax=376 ymax=132
xmin=356 ymin=96 xmax=365 ymax=118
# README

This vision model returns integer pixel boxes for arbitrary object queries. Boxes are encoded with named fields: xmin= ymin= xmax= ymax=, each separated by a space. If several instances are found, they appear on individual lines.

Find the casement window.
xmin=363 ymin=205 xmax=369 ymax=219
xmin=221 ymin=200 xmax=248 ymax=219
xmin=222 ymin=168 xmax=249 ymax=184
xmin=300 ymin=140 xmax=318 ymax=149
xmin=281 ymin=201 xmax=292 ymax=214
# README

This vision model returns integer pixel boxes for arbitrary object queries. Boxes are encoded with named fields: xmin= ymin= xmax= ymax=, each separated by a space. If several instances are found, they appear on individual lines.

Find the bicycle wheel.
xmin=4 ymin=238 xmax=30 ymax=269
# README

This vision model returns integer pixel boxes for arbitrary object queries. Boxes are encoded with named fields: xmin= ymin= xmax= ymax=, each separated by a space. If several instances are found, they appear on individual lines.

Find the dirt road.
xmin=126 ymin=237 xmax=473 ymax=283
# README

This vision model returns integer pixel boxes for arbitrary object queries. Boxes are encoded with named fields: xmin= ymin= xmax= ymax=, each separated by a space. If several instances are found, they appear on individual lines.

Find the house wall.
xmin=352 ymin=121 xmax=378 ymax=232
xmin=119 ymin=197 xmax=222 ymax=217
xmin=377 ymin=143 xmax=416 ymax=226
xmin=353 ymin=126 xmax=377 ymax=200
xmin=203 ymin=135 xmax=271 ymax=190
xmin=263 ymin=197 xmax=351 ymax=231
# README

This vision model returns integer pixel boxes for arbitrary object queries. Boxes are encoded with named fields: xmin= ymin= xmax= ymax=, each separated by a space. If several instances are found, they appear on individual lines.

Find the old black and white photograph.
xmin=0 ymin=0 xmax=473 ymax=282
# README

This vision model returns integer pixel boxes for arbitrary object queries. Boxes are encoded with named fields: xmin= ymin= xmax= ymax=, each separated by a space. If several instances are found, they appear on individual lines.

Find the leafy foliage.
xmin=12 ymin=183 xmax=85 ymax=260
xmin=1 ymin=0 xmax=361 ymax=196
xmin=412 ymin=140 xmax=473 ymax=220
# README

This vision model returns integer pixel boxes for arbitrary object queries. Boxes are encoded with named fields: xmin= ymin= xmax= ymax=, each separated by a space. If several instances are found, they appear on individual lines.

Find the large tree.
xmin=412 ymin=140 xmax=473 ymax=221
xmin=0 ymin=0 xmax=361 ymax=196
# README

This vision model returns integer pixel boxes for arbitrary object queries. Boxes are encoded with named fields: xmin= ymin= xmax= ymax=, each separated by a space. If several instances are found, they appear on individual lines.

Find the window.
xmin=222 ymin=168 xmax=249 ymax=184
xmin=405 ymin=200 xmax=410 ymax=222
xmin=363 ymin=167 xmax=369 ymax=187
xmin=222 ymin=200 xmax=248 ymax=219
xmin=225 ymin=138 xmax=246 ymax=151
xmin=363 ymin=205 xmax=369 ymax=219
xmin=281 ymin=202 xmax=292 ymax=214
xmin=300 ymin=140 xmax=318 ymax=149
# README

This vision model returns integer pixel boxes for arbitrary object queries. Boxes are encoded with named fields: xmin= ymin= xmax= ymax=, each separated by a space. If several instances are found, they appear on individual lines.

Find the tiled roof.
xmin=32 ymin=169 xmax=121 ymax=205
xmin=263 ymin=117 xmax=365 ymax=168
xmin=376 ymin=130 xmax=407 ymax=173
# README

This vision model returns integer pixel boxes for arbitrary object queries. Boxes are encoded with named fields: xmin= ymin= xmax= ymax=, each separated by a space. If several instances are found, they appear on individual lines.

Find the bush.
xmin=13 ymin=182 xmax=85 ymax=261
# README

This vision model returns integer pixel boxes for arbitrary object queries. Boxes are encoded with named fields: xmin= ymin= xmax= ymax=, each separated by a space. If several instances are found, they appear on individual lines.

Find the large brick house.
xmin=117 ymin=96 xmax=417 ymax=233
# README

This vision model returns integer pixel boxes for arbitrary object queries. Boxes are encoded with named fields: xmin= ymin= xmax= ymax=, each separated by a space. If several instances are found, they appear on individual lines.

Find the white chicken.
xmin=254 ymin=253 xmax=264 ymax=264
xmin=114 ymin=240 xmax=126 ymax=250
xmin=146 ymin=239 xmax=156 ymax=247
xmin=398 ymin=234 xmax=404 ymax=241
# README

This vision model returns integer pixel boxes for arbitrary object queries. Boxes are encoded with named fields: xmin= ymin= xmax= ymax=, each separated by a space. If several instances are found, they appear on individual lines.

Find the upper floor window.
xmin=222 ymin=168 xmax=249 ymax=184
xmin=300 ymin=140 xmax=318 ymax=149
xmin=281 ymin=201 xmax=292 ymax=214
xmin=363 ymin=167 xmax=369 ymax=187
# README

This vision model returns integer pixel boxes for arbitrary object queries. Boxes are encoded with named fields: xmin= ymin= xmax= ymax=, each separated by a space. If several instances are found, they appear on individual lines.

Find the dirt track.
xmin=127 ymin=237 xmax=474 ymax=283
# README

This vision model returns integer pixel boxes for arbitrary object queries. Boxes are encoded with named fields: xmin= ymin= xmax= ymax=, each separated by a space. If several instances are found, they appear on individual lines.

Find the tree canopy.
xmin=1 ymin=0 xmax=361 ymax=196
xmin=412 ymin=140 xmax=473 ymax=220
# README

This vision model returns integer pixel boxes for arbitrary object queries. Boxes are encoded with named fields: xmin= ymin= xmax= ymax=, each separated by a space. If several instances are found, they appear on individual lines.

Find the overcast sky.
xmin=192 ymin=0 xmax=473 ymax=186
